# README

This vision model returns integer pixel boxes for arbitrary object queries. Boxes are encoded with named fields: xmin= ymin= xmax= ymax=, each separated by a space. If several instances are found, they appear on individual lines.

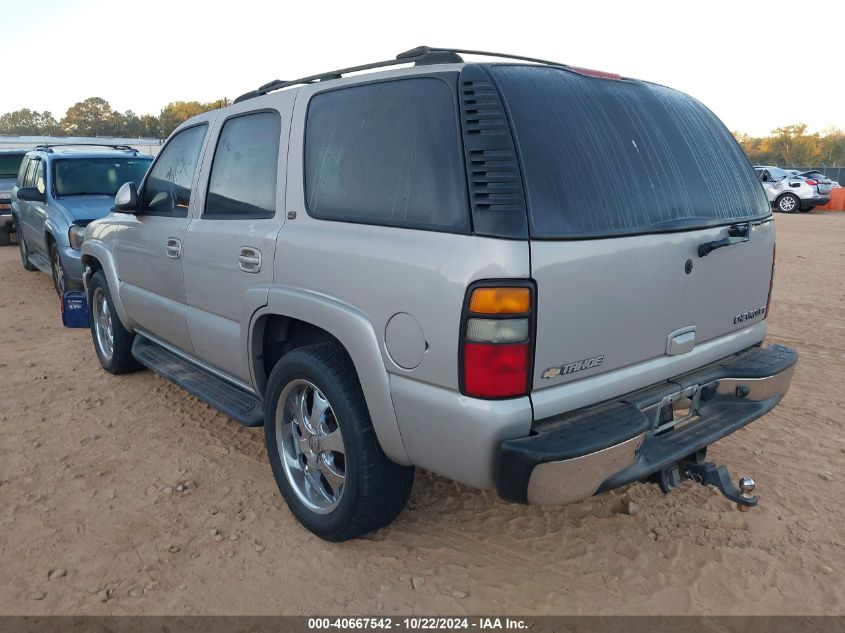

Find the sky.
xmin=3 ymin=0 xmax=843 ymax=137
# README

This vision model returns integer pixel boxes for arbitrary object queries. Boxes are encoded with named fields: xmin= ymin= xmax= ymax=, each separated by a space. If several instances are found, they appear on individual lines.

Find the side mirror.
xmin=114 ymin=182 xmax=139 ymax=213
xmin=17 ymin=187 xmax=46 ymax=203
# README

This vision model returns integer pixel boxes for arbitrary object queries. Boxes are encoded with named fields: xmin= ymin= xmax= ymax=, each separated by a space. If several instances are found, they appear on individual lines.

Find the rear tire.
xmin=0 ymin=228 xmax=10 ymax=247
xmin=776 ymin=193 xmax=799 ymax=213
xmin=800 ymin=206 xmax=814 ymax=213
xmin=88 ymin=270 xmax=141 ymax=374
xmin=18 ymin=228 xmax=37 ymax=271
xmin=264 ymin=343 xmax=414 ymax=541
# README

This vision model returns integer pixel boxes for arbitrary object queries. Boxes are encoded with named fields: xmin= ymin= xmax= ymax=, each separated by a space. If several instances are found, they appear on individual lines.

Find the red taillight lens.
xmin=569 ymin=66 xmax=622 ymax=80
xmin=464 ymin=343 xmax=530 ymax=398
xmin=805 ymin=179 xmax=817 ymax=186
xmin=460 ymin=282 xmax=535 ymax=399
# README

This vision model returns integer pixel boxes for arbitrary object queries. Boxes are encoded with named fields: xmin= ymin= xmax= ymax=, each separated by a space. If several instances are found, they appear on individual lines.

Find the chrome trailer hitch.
xmin=682 ymin=462 xmax=757 ymax=511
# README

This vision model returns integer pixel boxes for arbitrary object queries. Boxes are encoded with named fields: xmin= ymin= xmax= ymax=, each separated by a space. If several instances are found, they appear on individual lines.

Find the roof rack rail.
xmin=233 ymin=46 xmax=569 ymax=104
xmin=32 ymin=143 xmax=139 ymax=154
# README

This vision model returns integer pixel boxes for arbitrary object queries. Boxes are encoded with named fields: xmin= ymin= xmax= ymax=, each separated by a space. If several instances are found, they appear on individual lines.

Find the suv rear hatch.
xmin=490 ymin=65 xmax=774 ymax=403
xmin=815 ymin=180 xmax=833 ymax=196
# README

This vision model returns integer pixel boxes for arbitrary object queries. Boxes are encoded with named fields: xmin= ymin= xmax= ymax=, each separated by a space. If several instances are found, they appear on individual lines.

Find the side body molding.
xmin=248 ymin=285 xmax=411 ymax=466
xmin=80 ymin=239 xmax=133 ymax=330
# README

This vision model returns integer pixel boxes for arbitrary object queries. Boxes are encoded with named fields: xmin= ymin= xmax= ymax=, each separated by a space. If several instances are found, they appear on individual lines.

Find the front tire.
xmin=264 ymin=343 xmax=414 ymax=541
xmin=50 ymin=242 xmax=70 ymax=296
xmin=777 ymin=193 xmax=799 ymax=213
xmin=88 ymin=270 xmax=141 ymax=374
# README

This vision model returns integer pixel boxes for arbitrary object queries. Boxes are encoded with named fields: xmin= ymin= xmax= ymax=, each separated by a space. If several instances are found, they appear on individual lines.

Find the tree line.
xmin=2 ymin=97 xmax=844 ymax=167
xmin=733 ymin=124 xmax=845 ymax=167
xmin=0 ymin=97 xmax=230 ymax=140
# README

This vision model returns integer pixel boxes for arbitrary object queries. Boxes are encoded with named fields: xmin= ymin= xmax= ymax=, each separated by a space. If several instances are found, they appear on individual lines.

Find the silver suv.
xmin=81 ymin=47 xmax=797 ymax=541
xmin=755 ymin=166 xmax=832 ymax=212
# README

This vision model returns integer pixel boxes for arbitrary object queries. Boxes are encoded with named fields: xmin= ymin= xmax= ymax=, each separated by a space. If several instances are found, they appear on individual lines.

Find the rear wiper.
xmin=698 ymin=223 xmax=750 ymax=257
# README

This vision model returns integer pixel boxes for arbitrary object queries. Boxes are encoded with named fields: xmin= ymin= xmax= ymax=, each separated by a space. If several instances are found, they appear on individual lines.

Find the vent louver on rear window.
xmin=458 ymin=65 xmax=528 ymax=239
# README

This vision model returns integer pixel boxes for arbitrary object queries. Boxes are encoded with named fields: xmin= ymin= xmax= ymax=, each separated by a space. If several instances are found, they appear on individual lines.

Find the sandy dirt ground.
xmin=0 ymin=212 xmax=843 ymax=616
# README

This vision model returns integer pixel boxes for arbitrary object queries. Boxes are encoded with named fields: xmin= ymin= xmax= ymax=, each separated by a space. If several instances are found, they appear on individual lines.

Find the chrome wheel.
xmin=276 ymin=379 xmax=346 ymax=514
xmin=92 ymin=287 xmax=114 ymax=362
xmin=778 ymin=195 xmax=797 ymax=213
xmin=51 ymin=249 xmax=66 ymax=296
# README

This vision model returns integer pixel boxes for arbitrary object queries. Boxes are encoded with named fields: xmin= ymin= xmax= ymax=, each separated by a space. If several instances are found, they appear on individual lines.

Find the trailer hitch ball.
xmin=682 ymin=462 xmax=758 ymax=510
xmin=738 ymin=477 xmax=756 ymax=512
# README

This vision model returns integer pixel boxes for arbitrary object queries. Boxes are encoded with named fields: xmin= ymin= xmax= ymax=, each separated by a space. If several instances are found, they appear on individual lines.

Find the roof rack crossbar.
xmin=399 ymin=46 xmax=567 ymax=68
xmin=235 ymin=54 xmax=430 ymax=103
xmin=32 ymin=143 xmax=138 ymax=153
xmin=234 ymin=46 xmax=572 ymax=104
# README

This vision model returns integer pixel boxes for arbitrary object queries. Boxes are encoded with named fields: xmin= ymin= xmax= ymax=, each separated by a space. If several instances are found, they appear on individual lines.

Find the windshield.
xmin=490 ymin=65 xmax=770 ymax=238
xmin=0 ymin=154 xmax=25 ymax=178
xmin=53 ymin=157 xmax=152 ymax=197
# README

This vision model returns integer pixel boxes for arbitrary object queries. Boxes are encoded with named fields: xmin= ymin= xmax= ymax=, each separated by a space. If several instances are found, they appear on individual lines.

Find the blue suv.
xmin=13 ymin=144 xmax=152 ymax=295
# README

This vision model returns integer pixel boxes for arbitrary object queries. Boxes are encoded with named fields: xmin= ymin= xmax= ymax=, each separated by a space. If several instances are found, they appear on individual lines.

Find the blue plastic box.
xmin=62 ymin=291 xmax=89 ymax=328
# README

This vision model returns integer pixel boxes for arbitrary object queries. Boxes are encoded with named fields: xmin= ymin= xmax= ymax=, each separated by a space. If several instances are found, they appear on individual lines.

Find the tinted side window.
xmin=304 ymin=77 xmax=469 ymax=232
xmin=204 ymin=111 xmax=281 ymax=219
xmin=23 ymin=159 xmax=38 ymax=187
xmin=142 ymin=124 xmax=207 ymax=215
xmin=34 ymin=161 xmax=46 ymax=194
xmin=16 ymin=157 xmax=31 ymax=186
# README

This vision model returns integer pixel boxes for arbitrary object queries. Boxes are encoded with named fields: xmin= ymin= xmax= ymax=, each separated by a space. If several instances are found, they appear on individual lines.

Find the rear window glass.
xmin=304 ymin=77 xmax=469 ymax=233
xmin=0 ymin=154 xmax=24 ymax=178
xmin=491 ymin=65 xmax=770 ymax=238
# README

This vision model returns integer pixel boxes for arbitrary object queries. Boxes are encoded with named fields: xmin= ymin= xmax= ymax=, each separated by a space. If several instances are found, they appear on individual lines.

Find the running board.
xmin=29 ymin=252 xmax=52 ymax=275
xmin=131 ymin=336 xmax=264 ymax=427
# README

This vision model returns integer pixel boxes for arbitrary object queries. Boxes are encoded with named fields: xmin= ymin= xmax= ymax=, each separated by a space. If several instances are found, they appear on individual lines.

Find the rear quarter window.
xmin=490 ymin=65 xmax=770 ymax=238
xmin=304 ymin=77 xmax=470 ymax=233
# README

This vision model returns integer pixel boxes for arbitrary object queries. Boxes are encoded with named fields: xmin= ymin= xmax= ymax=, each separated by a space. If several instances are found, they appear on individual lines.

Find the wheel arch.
xmin=247 ymin=286 xmax=411 ymax=466
xmin=80 ymin=241 xmax=133 ymax=329
xmin=774 ymin=191 xmax=800 ymax=211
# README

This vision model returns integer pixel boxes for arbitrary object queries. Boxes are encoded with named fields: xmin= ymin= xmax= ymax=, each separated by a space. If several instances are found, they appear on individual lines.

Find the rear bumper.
xmin=495 ymin=344 xmax=797 ymax=504
xmin=802 ymin=196 xmax=830 ymax=207
xmin=0 ymin=208 xmax=12 ymax=231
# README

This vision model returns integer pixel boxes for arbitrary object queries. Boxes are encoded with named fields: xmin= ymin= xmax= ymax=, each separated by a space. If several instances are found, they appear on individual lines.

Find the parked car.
xmin=13 ymin=145 xmax=152 ymax=295
xmin=81 ymin=47 xmax=796 ymax=541
xmin=0 ymin=149 xmax=28 ymax=246
xmin=796 ymin=170 xmax=840 ymax=188
xmin=754 ymin=166 xmax=832 ymax=212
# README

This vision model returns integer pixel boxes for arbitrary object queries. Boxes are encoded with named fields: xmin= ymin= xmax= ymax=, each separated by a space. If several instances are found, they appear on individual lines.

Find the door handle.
xmin=238 ymin=246 xmax=261 ymax=273
xmin=165 ymin=237 xmax=182 ymax=259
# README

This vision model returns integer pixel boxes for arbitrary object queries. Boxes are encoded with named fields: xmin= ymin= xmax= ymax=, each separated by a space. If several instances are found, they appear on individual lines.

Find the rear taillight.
xmin=460 ymin=282 xmax=535 ymax=399
xmin=766 ymin=243 xmax=776 ymax=317
xmin=805 ymin=179 xmax=817 ymax=186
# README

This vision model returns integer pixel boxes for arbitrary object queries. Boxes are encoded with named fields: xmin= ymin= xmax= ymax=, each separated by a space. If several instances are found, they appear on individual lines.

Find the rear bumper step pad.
xmin=495 ymin=344 xmax=797 ymax=504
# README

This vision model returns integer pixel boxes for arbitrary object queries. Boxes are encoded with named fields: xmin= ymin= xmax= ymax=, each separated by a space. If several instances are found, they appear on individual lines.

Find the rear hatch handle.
xmin=698 ymin=222 xmax=750 ymax=257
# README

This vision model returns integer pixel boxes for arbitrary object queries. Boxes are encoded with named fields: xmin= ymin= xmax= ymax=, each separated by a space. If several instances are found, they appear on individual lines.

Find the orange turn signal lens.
xmin=468 ymin=287 xmax=530 ymax=314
